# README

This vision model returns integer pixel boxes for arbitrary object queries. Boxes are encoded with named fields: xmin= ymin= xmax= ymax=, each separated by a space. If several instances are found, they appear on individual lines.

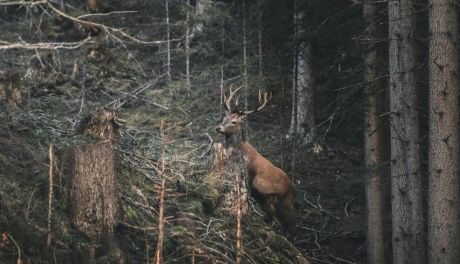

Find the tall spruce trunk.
xmin=257 ymin=0 xmax=263 ymax=77
xmin=165 ymin=0 xmax=171 ymax=83
xmin=242 ymin=0 xmax=248 ymax=108
xmin=185 ymin=0 xmax=191 ymax=90
xmin=191 ymin=0 xmax=205 ymax=38
xmin=363 ymin=1 xmax=385 ymax=264
xmin=289 ymin=2 xmax=315 ymax=144
xmin=389 ymin=0 xmax=426 ymax=263
xmin=428 ymin=0 xmax=459 ymax=262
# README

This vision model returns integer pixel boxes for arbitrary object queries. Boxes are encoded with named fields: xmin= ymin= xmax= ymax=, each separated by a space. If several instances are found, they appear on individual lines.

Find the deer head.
xmin=215 ymin=86 xmax=272 ymax=135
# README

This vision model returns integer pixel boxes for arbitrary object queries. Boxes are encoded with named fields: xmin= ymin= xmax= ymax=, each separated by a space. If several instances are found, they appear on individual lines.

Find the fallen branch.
xmin=0 ymin=1 xmax=184 ymax=50
xmin=236 ymin=171 xmax=242 ymax=264
xmin=155 ymin=120 xmax=167 ymax=264
xmin=0 ymin=0 xmax=46 ymax=6
xmin=47 ymin=144 xmax=54 ymax=248
xmin=6 ymin=233 xmax=22 ymax=264
xmin=77 ymin=10 xmax=138 ymax=19
xmin=46 ymin=2 xmax=184 ymax=45
xmin=119 ymin=222 xmax=157 ymax=231
xmin=0 ymin=37 xmax=93 ymax=50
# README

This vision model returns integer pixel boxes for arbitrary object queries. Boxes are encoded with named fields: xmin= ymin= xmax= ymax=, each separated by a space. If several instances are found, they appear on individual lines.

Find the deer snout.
xmin=216 ymin=126 xmax=223 ymax=133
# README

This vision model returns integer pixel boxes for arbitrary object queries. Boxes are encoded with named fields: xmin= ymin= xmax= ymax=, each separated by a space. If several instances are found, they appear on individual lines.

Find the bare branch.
xmin=46 ymin=2 xmax=184 ymax=45
xmin=0 ymin=36 xmax=93 ymax=50
xmin=0 ymin=0 xmax=46 ymax=6
xmin=77 ymin=10 xmax=138 ymax=19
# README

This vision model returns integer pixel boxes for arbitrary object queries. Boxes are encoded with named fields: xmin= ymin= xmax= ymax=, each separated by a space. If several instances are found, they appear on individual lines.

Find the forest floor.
xmin=0 ymin=4 xmax=367 ymax=264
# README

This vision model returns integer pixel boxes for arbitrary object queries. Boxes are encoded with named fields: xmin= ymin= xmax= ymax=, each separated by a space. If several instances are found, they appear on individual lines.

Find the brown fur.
xmin=86 ymin=0 xmax=98 ymax=13
xmin=216 ymin=114 xmax=296 ymax=233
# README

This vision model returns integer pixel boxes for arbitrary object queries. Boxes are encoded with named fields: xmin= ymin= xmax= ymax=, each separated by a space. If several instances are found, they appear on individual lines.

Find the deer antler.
xmin=223 ymin=85 xmax=243 ymax=113
xmin=242 ymin=90 xmax=272 ymax=115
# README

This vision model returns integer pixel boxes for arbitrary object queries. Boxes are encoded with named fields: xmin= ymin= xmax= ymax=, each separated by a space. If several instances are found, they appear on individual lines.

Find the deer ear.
xmin=241 ymin=115 xmax=247 ymax=121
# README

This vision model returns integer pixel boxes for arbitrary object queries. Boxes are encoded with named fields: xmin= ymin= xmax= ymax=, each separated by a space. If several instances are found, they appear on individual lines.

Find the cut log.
xmin=0 ymin=70 xmax=22 ymax=107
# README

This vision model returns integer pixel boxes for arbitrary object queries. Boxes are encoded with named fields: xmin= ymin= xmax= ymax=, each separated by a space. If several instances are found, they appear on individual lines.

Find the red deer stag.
xmin=215 ymin=87 xmax=296 ymax=233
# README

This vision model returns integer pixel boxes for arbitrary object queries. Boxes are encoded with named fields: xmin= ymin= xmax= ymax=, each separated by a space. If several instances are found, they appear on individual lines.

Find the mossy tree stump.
xmin=206 ymin=132 xmax=249 ymax=215
xmin=0 ymin=70 xmax=22 ymax=107
xmin=59 ymin=109 xmax=125 ymax=263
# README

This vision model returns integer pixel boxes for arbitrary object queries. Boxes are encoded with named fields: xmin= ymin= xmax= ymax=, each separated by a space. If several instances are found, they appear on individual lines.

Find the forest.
xmin=0 ymin=0 xmax=458 ymax=263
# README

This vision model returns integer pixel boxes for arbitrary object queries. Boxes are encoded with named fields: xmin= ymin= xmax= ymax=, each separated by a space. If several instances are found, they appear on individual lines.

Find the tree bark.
xmin=0 ymin=70 xmax=22 ymax=107
xmin=70 ymin=143 xmax=119 ymax=242
xmin=220 ymin=17 xmax=225 ymax=117
xmin=257 ymin=0 xmax=263 ymax=77
xmin=388 ymin=0 xmax=426 ymax=263
xmin=363 ymin=1 xmax=386 ymax=264
xmin=185 ymin=0 xmax=191 ymax=90
xmin=191 ymin=0 xmax=206 ymax=38
xmin=165 ymin=0 xmax=171 ymax=83
xmin=242 ymin=0 xmax=248 ymax=109
xmin=428 ymin=0 xmax=459 ymax=263
xmin=289 ymin=3 xmax=315 ymax=144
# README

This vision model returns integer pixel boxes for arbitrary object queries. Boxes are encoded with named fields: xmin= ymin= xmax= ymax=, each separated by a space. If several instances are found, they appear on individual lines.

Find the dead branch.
xmin=0 ymin=1 xmax=184 ymax=50
xmin=0 ymin=37 xmax=93 ymax=50
xmin=119 ymin=222 xmax=157 ymax=231
xmin=77 ymin=10 xmax=138 ymax=19
xmin=6 ymin=233 xmax=22 ymax=264
xmin=46 ymin=2 xmax=184 ymax=45
xmin=0 ymin=0 xmax=46 ymax=6
xmin=236 ymin=172 xmax=242 ymax=264
xmin=47 ymin=144 xmax=54 ymax=248
xmin=155 ymin=119 xmax=167 ymax=264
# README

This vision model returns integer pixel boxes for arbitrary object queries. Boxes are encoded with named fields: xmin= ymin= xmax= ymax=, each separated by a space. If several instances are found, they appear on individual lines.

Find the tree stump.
xmin=206 ymin=141 xmax=249 ymax=215
xmin=0 ymin=70 xmax=22 ymax=107
xmin=69 ymin=143 xmax=118 ymax=240
xmin=58 ymin=109 xmax=124 ymax=263
xmin=76 ymin=108 xmax=125 ymax=143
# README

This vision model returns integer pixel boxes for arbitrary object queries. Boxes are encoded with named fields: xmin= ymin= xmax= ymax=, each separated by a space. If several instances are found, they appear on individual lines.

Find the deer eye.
xmin=231 ymin=121 xmax=237 ymax=124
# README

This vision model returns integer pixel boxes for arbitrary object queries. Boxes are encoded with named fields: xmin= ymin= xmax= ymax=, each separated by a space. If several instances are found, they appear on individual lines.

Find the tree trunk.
xmin=388 ymin=0 xmax=426 ymax=263
xmin=242 ymin=0 xmax=248 ymax=109
xmin=165 ymin=0 xmax=171 ymax=83
xmin=191 ymin=0 xmax=206 ymax=38
xmin=363 ymin=1 xmax=386 ymax=264
xmin=0 ymin=70 xmax=22 ymax=107
xmin=428 ymin=0 xmax=459 ymax=262
xmin=257 ymin=0 xmax=263 ymax=77
xmin=185 ymin=0 xmax=191 ymax=90
xmin=289 ymin=4 xmax=315 ymax=144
